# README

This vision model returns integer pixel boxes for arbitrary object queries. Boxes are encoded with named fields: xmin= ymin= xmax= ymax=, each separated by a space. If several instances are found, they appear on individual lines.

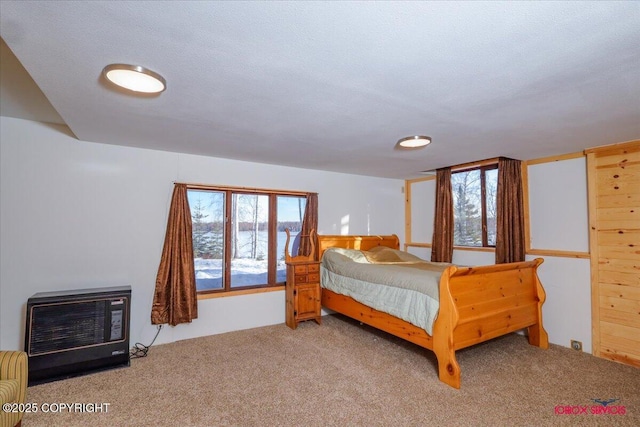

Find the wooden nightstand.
xmin=285 ymin=260 xmax=321 ymax=329
xmin=284 ymin=228 xmax=321 ymax=329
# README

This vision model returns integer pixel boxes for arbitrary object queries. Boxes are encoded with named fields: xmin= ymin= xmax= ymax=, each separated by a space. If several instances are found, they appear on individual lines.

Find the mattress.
xmin=320 ymin=247 xmax=451 ymax=335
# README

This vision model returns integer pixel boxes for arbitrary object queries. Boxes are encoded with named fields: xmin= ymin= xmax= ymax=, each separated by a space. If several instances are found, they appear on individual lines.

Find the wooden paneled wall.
xmin=586 ymin=140 xmax=640 ymax=367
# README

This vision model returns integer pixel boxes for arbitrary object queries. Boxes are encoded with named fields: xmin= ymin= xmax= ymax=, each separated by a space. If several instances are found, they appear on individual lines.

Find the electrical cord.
xmin=130 ymin=325 xmax=163 ymax=359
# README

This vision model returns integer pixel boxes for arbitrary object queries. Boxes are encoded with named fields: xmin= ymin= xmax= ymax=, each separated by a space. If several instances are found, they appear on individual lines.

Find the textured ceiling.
xmin=1 ymin=1 xmax=639 ymax=179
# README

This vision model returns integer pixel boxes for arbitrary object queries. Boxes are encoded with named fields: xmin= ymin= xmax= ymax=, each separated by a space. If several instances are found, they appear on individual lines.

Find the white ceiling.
xmin=1 ymin=1 xmax=639 ymax=179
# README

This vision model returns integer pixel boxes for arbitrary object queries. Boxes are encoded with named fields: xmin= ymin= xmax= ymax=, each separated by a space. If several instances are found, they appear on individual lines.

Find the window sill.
xmin=197 ymin=285 xmax=285 ymax=300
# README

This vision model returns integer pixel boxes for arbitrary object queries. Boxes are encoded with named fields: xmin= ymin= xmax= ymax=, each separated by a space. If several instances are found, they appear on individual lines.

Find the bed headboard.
xmin=317 ymin=234 xmax=400 ymax=260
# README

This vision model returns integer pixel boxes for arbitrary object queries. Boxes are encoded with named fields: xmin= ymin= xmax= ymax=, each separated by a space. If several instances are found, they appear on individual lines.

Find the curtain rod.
xmin=173 ymin=182 xmax=315 ymax=197
xmin=451 ymin=157 xmax=500 ymax=172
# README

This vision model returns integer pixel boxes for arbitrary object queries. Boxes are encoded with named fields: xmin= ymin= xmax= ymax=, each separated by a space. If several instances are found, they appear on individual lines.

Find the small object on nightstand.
xmin=284 ymin=229 xmax=321 ymax=329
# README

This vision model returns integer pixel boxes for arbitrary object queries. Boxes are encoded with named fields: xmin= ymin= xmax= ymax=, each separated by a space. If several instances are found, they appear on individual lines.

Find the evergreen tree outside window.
xmin=188 ymin=190 xmax=225 ymax=290
xmin=187 ymin=188 xmax=307 ymax=293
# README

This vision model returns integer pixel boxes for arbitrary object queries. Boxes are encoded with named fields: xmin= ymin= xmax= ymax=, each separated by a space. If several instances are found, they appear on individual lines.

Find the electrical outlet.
xmin=571 ymin=340 xmax=582 ymax=351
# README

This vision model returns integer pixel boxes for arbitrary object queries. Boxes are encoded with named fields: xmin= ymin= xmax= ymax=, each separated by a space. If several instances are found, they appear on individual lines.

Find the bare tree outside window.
xmin=453 ymin=170 xmax=481 ymax=246
xmin=232 ymin=194 xmax=267 ymax=260
xmin=230 ymin=194 xmax=269 ymax=288
xmin=452 ymin=165 xmax=497 ymax=247
xmin=485 ymin=168 xmax=498 ymax=246
xmin=187 ymin=188 xmax=307 ymax=293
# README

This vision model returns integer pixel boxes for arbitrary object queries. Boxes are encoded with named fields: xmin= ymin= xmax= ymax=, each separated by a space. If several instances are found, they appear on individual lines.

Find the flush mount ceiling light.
xmin=396 ymin=135 xmax=432 ymax=149
xmin=102 ymin=64 xmax=166 ymax=94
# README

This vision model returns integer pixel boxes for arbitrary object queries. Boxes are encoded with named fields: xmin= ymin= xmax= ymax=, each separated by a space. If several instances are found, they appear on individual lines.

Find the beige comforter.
xmin=320 ymin=247 xmax=451 ymax=335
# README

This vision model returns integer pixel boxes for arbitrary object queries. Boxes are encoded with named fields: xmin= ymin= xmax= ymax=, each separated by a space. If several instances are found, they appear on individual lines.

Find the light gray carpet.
xmin=23 ymin=314 xmax=640 ymax=426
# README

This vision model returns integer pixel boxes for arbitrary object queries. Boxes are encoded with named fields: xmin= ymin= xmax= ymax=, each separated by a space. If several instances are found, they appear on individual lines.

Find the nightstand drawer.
xmin=308 ymin=273 xmax=320 ymax=283
xmin=295 ymin=274 xmax=308 ymax=283
xmin=294 ymin=265 xmax=309 ymax=274
xmin=308 ymin=264 xmax=320 ymax=273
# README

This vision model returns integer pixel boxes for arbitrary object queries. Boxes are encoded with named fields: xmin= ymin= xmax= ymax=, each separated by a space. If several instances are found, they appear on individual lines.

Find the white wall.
xmin=526 ymin=157 xmax=591 ymax=352
xmin=406 ymin=161 xmax=593 ymax=353
xmin=0 ymin=117 xmax=404 ymax=350
xmin=528 ymin=158 xmax=589 ymax=252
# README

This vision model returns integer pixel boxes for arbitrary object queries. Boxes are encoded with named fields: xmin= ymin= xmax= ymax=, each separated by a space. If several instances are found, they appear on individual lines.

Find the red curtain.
xmin=151 ymin=184 xmax=198 ymax=326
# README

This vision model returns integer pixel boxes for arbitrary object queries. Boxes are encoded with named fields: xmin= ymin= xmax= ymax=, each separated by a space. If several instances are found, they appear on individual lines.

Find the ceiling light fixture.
xmin=396 ymin=135 xmax=432 ymax=149
xmin=102 ymin=64 xmax=166 ymax=94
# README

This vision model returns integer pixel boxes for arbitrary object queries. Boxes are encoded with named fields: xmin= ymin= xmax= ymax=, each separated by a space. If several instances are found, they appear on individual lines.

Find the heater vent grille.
xmin=29 ymin=301 xmax=106 ymax=355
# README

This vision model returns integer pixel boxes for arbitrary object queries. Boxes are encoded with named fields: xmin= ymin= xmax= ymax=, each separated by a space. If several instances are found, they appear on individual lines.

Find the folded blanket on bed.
xmin=363 ymin=247 xmax=452 ymax=273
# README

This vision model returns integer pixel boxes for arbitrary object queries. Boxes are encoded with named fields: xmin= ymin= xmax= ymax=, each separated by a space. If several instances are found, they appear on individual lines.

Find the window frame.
xmin=451 ymin=162 xmax=498 ymax=248
xmin=187 ymin=184 xmax=308 ymax=296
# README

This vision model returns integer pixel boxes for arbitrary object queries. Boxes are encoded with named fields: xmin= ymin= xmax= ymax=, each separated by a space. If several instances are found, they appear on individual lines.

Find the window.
xmin=452 ymin=165 xmax=498 ymax=247
xmin=188 ymin=187 xmax=307 ymax=293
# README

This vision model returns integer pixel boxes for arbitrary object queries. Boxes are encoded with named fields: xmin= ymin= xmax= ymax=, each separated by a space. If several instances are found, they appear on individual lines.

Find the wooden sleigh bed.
xmin=317 ymin=234 xmax=549 ymax=389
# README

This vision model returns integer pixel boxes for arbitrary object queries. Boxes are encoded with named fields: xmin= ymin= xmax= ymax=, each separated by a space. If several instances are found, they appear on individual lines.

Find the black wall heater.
xmin=24 ymin=286 xmax=131 ymax=385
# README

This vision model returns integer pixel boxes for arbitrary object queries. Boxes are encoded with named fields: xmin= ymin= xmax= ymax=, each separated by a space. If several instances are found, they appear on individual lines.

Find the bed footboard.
xmin=433 ymin=258 xmax=549 ymax=388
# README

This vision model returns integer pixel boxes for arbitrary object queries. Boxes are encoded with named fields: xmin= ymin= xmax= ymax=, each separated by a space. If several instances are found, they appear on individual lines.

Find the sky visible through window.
xmin=186 ymin=191 xmax=304 ymax=222
xmin=187 ymin=189 xmax=306 ymax=291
